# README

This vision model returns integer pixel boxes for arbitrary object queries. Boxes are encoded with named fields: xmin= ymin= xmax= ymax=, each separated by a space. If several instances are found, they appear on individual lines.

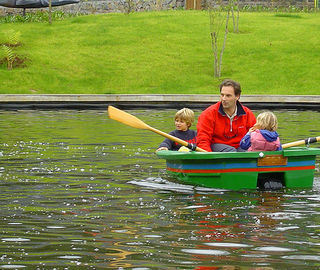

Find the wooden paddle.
xmin=108 ymin=106 xmax=207 ymax=152
xmin=282 ymin=136 xmax=320 ymax=149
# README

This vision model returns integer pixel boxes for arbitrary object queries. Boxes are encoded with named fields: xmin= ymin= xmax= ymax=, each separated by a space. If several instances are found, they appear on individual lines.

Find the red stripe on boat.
xmin=167 ymin=165 xmax=315 ymax=174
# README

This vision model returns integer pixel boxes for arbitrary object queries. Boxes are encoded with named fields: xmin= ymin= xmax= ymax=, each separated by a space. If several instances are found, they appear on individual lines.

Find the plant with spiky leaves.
xmin=2 ymin=45 xmax=15 ymax=70
xmin=4 ymin=29 xmax=21 ymax=47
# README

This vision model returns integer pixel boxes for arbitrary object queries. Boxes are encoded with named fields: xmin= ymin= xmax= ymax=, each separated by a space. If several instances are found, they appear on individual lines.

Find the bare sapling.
xmin=122 ymin=0 xmax=135 ymax=14
xmin=209 ymin=3 xmax=230 ymax=78
xmin=229 ymin=0 xmax=239 ymax=33
xmin=155 ymin=0 xmax=164 ymax=10
xmin=49 ymin=0 xmax=52 ymax=24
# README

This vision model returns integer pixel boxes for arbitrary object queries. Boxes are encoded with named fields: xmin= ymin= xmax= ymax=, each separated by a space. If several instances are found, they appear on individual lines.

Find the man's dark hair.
xmin=219 ymin=79 xmax=241 ymax=96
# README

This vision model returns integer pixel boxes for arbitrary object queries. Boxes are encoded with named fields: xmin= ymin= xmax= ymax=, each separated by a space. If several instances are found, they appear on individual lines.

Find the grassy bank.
xmin=0 ymin=10 xmax=319 ymax=94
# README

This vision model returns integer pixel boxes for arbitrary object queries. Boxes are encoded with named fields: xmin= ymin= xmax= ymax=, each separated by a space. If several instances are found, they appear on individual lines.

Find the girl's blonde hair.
xmin=175 ymin=108 xmax=195 ymax=127
xmin=256 ymin=111 xmax=278 ymax=131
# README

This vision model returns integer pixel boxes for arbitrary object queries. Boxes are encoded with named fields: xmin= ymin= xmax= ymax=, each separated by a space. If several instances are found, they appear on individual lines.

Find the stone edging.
xmin=0 ymin=94 xmax=319 ymax=110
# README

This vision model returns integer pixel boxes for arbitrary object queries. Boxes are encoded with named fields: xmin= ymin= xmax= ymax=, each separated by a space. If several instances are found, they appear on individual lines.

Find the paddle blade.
xmin=108 ymin=106 xmax=151 ymax=130
xmin=108 ymin=106 xmax=207 ymax=152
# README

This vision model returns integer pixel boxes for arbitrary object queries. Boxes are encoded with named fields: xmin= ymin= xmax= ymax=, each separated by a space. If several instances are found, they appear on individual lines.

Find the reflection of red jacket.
xmin=196 ymin=101 xmax=256 ymax=152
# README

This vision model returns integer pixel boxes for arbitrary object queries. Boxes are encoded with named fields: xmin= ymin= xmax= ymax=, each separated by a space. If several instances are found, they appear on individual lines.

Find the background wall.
xmin=0 ymin=0 xmax=316 ymax=16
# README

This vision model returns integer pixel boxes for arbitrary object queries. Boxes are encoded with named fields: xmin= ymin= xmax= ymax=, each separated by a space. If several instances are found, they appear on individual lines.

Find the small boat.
xmin=156 ymin=147 xmax=320 ymax=190
xmin=107 ymin=106 xmax=320 ymax=190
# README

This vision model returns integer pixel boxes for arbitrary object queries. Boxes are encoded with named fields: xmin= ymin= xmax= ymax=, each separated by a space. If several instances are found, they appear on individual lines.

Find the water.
xmin=0 ymin=109 xmax=319 ymax=269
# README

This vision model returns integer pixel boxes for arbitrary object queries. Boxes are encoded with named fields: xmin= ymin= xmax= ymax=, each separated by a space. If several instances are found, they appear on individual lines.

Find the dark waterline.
xmin=0 ymin=109 xmax=319 ymax=269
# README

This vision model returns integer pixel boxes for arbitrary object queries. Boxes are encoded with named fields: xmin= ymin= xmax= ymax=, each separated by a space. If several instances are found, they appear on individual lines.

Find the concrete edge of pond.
xmin=0 ymin=94 xmax=319 ymax=110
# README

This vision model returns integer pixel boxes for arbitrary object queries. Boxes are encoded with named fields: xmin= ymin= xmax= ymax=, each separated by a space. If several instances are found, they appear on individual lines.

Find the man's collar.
xmin=227 ymin=106 xmax=237 ymax=119
xmin=218 ymin=100 xmax=246 ymax=116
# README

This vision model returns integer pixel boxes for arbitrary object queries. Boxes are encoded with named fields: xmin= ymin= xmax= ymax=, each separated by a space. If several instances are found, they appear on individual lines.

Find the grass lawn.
xmin=0 ymin=10 xmax=319 ymax=94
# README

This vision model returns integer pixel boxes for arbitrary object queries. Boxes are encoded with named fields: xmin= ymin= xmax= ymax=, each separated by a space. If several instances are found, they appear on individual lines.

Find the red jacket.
xmin=196 ymin=101 xmax=256 ymax=152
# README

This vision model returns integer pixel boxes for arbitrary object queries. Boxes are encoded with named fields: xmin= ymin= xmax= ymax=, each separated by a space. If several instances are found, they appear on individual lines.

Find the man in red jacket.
xmin=196 ymin=79 xmax=256 ymax=152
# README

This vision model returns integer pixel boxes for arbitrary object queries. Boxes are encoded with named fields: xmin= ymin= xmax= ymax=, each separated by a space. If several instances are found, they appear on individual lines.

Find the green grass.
xmin=0 ymin=10 xmax=319 ymax=94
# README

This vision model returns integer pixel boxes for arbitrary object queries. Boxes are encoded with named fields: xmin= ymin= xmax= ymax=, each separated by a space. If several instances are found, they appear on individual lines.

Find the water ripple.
xmin=181 ymin=249 xmax=230 ymax=256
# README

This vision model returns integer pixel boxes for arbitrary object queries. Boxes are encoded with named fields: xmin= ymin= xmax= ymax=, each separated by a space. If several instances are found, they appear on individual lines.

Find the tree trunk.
xmin=209 ymin=7 xmax=230 ymax=78
xmin=218 ymin=10 xmax=230 ymax=77
xmin=49 ymin=0 xmax=52 ymax=25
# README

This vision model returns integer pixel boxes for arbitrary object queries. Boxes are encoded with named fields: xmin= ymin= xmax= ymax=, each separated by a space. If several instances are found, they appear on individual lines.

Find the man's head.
xmin=219 ymin=79 xmax=241 ymax=97
xmin=219 ymin=79 xmax=241 ymax=115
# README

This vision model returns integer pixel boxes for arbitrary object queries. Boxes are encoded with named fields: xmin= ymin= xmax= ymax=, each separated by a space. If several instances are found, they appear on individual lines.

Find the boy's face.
xmin=175 ymin=118 xmax=189 ymax=131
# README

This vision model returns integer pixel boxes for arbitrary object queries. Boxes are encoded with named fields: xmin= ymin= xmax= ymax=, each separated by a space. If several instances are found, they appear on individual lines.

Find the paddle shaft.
xmin=148 ymin=126 xmax=207 ymax=152
xmin=282 ymin=136 xmax=320 ymax=149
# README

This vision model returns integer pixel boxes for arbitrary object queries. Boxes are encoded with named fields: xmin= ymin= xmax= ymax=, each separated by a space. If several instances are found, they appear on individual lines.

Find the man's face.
xmin=220 ymin=86 xmax=240 ymax=112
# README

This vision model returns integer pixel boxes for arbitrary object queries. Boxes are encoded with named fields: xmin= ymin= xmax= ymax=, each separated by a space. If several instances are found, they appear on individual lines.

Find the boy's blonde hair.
xmin=256 ymin=111 xmax=278 ymax=132
xmin=175 ymin=108 xmax=195 ymax=128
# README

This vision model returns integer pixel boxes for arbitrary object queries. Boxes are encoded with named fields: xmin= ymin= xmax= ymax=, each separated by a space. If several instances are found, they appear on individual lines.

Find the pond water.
xmin=0 ymin=109 xmax=319 ymax=270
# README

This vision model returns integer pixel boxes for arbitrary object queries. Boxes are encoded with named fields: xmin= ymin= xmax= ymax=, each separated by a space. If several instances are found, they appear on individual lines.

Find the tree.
xmin=229 ymin=0 xmax=239 ymax=33
xmin=208 ymin=3 xmax=230 ymax=78
xmin=49 ymin=0 xmax=52 ymax=24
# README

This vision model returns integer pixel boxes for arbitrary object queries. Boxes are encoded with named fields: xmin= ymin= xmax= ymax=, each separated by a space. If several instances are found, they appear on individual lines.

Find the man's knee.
xmin=211 ymin=143 xmax=237 ymax=152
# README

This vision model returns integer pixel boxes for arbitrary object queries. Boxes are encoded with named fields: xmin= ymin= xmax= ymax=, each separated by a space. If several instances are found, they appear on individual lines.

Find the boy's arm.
xmin=157 ymin=138 xmax=173 ymax=150
xmin=157 ymin=131 xmax=176 ymax=151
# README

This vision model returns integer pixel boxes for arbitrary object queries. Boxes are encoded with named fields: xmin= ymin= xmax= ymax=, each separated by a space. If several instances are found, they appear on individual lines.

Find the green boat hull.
xmin=156 ymin=147 xmax=320 ymax=190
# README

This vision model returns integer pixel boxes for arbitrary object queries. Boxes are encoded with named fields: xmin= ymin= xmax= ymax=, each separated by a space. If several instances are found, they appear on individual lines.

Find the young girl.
xmin=240 ymin=111 xmax=282 ymax=151
xmin=157 ymin=108 xmax=197 ymax=151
